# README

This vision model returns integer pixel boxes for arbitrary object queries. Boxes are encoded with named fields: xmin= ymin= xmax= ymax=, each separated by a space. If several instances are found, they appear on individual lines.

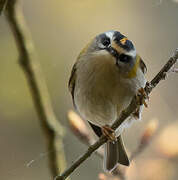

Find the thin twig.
xmin=5 ymin=0 xmax=68 ymax=178
xmin=130 ymin=121 xmax=158 ymax=161
xmin=0 ymin=0 xmax=8 ymax=14
xmin=55 ymin=49 xmax=178 ymax=180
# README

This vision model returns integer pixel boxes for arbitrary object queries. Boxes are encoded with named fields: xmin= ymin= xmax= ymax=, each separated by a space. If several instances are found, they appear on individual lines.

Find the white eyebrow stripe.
xmin=126 ymin=49 xmax=136 ymax=57
xmin=105 ymin=31 xmax=114 ymax=40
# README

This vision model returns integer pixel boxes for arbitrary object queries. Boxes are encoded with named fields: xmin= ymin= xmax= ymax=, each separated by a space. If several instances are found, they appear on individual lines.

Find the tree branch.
xmin=0 ymin=0 xmax=8 ymax=14
xmin=5 ymin=0 xmax=68 ymax=178
xmin=55 ymin=49 xmax=178 ymax=180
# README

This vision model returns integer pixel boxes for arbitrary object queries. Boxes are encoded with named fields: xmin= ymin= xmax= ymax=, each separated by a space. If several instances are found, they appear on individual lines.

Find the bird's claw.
xmin=101 ymin=125 xmax=116 ymax=141
xmin=133 ymin=87 xmax=149 ymax=119
xmin=136 ymin=87 xmax=149 ymax=108
xmin=133 ymin=109 xmax=140 ymax=119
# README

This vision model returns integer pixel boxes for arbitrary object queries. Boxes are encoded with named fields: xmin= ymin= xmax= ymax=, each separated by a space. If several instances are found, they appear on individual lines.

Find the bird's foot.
xmin=136 ymin=87 xmax=149 ymax=108
xmin=133 ymin=86 xmax=149 ymax=119
xmin=133 ymin=109 xmax=140 ymax=119
xmin=101 ymin=125 xmax=116 ymax=141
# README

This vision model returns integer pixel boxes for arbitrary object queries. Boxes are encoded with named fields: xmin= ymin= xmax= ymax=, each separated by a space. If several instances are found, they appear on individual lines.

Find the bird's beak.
xmin=106 ymin=44 xmax=120 ymax=60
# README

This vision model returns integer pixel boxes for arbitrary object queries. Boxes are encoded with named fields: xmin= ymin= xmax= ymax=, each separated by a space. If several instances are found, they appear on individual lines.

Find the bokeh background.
xmin=0 ymin=0 xmax=178 ymax=179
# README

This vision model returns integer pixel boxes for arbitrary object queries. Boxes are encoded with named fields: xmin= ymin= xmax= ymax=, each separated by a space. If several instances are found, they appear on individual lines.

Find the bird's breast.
xmin=74 ymin=54 xmax=145 ymax=126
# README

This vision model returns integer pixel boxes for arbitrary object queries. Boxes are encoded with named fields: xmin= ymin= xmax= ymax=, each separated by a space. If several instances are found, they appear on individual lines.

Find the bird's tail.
xmin=103 ymin=135 xmax=130 ymax=172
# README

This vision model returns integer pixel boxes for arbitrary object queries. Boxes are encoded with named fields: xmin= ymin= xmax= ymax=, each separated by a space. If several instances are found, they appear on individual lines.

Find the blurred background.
xmin=0 ymin=0 xmax=178 ymax=179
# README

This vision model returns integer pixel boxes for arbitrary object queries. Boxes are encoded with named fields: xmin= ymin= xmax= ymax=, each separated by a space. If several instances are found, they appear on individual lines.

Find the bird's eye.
xmin=119 ymin=54 xmax=132 ymax=63
xmin=102 ymin=38 xmax=110 ymax=47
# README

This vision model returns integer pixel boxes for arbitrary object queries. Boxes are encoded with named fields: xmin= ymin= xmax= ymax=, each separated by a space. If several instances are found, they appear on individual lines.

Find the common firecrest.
xmin=69 ymin=30 xmax=147 ymax=172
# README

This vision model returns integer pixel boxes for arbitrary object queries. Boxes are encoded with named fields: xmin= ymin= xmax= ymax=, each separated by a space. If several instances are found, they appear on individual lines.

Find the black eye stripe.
xmin=119 ymin=54 xmax=132 ymax=63
xmin=98 ymin=33 xmax=111 ymax=47
xmin=102 ymin=38 xmax=110 ymax=46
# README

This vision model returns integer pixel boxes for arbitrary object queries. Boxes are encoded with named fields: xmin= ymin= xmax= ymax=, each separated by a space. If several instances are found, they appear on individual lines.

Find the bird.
xmin=68 ymin=30 xmax=147 ymax=172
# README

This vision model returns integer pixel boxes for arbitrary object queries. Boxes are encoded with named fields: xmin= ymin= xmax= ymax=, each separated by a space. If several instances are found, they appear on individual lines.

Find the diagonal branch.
xmin=55 ymin=49 xmax=178 ymax=180
xmin=5 ymin=0 xmax=68 ymax=178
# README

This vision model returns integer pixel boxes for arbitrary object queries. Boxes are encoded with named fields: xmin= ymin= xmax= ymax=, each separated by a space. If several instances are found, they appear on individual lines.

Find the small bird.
xmin=68 ymin=30 xmax=147 ymax=172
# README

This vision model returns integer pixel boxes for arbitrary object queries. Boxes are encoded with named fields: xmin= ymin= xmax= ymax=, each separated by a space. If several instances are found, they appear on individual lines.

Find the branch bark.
xmin=5 ymin=0 xmax=68 ymax=178
xmin=0 ymin=0 xmax=8 ymax=14
xmin=55 ymin=49 xmax=178 ymax=180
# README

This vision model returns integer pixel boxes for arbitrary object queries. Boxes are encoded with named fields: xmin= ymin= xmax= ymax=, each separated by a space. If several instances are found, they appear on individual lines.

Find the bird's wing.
xmin=68 ymin=39 xmax=94 ymax=101
xmin=139 ymin=58 xmax=147 ymax=74
xmin=68 ymin=63 xmax=77 ymax=103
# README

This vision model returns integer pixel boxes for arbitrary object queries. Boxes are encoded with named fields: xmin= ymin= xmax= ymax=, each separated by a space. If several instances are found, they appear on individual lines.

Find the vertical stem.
xmin=0 ymin=0 xmax=8 ymax=14
xmin=5 ymin=0 xmax=68 ymax=178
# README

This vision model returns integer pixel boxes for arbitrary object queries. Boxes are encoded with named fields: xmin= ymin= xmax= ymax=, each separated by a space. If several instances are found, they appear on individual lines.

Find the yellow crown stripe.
xmin=120 ymin=37 xmax=128 ymax=45
xmin=111 ymin=41 xmax=125 ymax=54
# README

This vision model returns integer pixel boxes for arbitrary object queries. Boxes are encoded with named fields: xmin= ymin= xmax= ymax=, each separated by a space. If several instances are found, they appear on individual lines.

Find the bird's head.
xmin=79 ymin=30 xmax=140 ymax=76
